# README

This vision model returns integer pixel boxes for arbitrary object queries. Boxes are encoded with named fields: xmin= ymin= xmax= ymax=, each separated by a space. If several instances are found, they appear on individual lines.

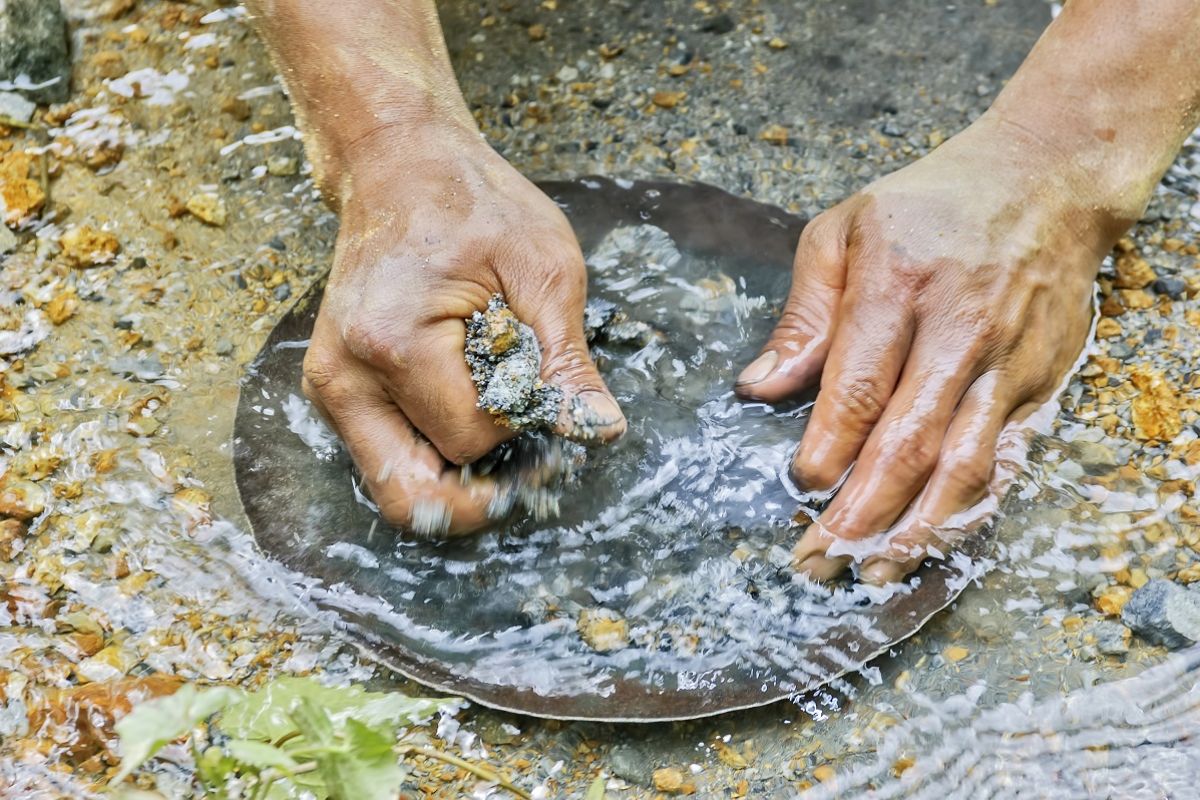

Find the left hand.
xmin=735 ymin=115 xmax=1124 ymax=585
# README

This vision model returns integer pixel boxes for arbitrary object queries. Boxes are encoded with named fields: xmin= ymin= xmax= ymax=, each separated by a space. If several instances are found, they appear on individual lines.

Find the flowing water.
xmin=234 ymin=182 xmax=990 ymax=723
xmin=2 ymin=0 xmax=1199 ymax=795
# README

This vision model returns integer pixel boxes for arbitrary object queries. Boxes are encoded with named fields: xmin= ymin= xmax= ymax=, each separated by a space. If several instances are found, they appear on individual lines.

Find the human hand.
xmin=736 ymin=116 xmax=1126 ymax=584
xmin=301 ymin=125 xmax=624 ymax=535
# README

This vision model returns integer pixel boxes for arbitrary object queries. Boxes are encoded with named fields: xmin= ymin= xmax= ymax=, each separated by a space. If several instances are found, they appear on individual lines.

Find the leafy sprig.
xmin=108 ymin=677 xmax=533 ymax=799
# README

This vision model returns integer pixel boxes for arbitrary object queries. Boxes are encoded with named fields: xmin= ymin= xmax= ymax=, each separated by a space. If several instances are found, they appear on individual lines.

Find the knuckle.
xmin=343 ymin=317 xmax=406 ymax=368
xmin=940 ymin=453 xmax=993 ymax=497
xmin=541 ymin=336 xmax=600 ymax=388
xmin=771 ymin=304 xmax=826 ymax=344
xmin=375 ymin=493 xmax=413 ymax=529
xmin=887 ymin=429 xmax=941 ymax=476
xmin=437 ymin=430 xmax=492 ymax=467
xmin=301 ymin=347 xmax=341 ymax=399
xmin=796 ymin=212 xmax=841 ymax=259
xmin=832 ymin=374 xmax=888 ymax=425
xmin=891 ymin=262 xmax=936 ymax=296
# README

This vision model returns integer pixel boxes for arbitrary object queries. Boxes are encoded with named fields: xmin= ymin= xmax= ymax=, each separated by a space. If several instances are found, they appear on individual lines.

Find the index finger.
xmin=307 ymin=362 xmax=500 ymax=536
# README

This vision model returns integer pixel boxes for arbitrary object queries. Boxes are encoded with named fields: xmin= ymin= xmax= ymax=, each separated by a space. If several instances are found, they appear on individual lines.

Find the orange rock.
xmin=813 ymin=764 xmax=836 ymax=783
xmin=0 ymin=518 xmax=27 ymax=561
xmin=651 ymin=90 xmax=686 ymax=109
xmin=577 ymin=608 xmax=629 ymax=652
xmin=1095 ymin=318 xmax=1122 ymax=339
xmin=943 ymin=645 xmax=969 ymax=662
xmin=0 ymin=151 xmax=45 ymax=225
xmin=27 ymin=675 xmax=184 ymax=763
xmin=760 ymin=124 xmax=789 ymax=145
xmin=653 ymin=767 xmax=686 ymax=793
xmin=1114 ymin=254 xmax=1156 ymax=290
xmin=60 ymin=225 xmax=120 ymax=268
xmin=1099 ymin=293 xmax=1125 ymax=317
xmin=46 ymin=290 xmax=79 ymax=325
xmin=1118 ymin=288 xmax=1154 ymax=310
xmin=1178 ymin=564 xmax=1200 ymax=585
xmin=1130 ymin=368 xmax=1183 ymax=442
xmin=1095 ymin=584 xmax=1134 ymax=617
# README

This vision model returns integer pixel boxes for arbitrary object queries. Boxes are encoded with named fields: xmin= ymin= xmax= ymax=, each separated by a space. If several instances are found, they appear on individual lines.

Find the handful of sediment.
xmin=464 ymin=294 xmax=658 ymax=434
xmin=465 ymin=295 xmax=563 ymax=432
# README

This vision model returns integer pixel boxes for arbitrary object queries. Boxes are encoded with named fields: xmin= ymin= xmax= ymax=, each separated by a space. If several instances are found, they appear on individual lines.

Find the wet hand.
xmin=302 ymin=128 xmax=624 ymax=535
xmin=737 ymin=117 xmax=1124 ymax=585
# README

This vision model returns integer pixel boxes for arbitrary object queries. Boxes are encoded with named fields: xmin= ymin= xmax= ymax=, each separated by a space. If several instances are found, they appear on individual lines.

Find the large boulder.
xmin=0 ymin=0 xmax=70 ymax=103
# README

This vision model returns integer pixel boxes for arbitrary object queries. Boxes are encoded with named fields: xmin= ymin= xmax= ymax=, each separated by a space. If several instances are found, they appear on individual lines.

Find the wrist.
xmin=314 ymin=100 xmax=484 ymax=208
xmin=960 ymin=109 xmax=1148 ymax=249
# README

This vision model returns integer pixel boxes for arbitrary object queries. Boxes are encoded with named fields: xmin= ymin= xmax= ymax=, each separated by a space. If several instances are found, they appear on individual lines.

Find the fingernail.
xmin=561 ymin=390 xmax=627 ymax=443
xmin=861 ymin=561 xmax=905 ymax=587
xmin=794 ymin=553 xmax=846 ymax=582
xmin=737 ymin=350 xmax=778 ymax=386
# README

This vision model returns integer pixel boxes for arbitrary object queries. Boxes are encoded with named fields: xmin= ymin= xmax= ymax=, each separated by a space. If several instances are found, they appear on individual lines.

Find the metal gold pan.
xmin=233 ymin=177 xmax=985 ymax=722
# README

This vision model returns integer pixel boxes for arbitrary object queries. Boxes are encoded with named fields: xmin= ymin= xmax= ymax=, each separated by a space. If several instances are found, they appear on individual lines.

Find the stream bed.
xmin=1 ymin=0 xmax=1199 ymax=797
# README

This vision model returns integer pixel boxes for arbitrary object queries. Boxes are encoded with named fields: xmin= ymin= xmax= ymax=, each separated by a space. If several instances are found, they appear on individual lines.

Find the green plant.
xmin=108 ymin=676 xmax=530 ymax=799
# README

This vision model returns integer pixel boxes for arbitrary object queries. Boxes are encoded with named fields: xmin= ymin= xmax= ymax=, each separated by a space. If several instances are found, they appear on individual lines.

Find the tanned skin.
xmin=248 ymin=0 xmax=1200 ymax=583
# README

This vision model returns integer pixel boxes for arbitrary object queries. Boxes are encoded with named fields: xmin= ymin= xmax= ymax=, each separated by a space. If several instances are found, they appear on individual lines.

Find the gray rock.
xmin=1152 ymin=277 xmax=1187 ymax=300
xmin=0 ymin=224 xmax=16 ymax=255
xmin=1092 ymin=620 xmax=1131 ymax=656
xmin=1107 ymin=342 xmax=1134 ymax=360
xmin=0 ymin=90 xmax=35 ymax=123
xmin=607 ymin=743 xmax=657 ymax=787
xmin=0 ymin=0 xmax=70 ymax=103
xmin=699 ymin=12 xmax=736 ymax=34
xmin=109 ymin=355 xmax=165 ymax=382
xmin=1121 ymin=579 xmax=1200 ymax=649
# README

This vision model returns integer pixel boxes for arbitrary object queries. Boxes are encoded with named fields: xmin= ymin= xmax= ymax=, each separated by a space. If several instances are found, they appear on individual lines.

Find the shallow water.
xmin=3 ymin=0 xmax=1200 ymax=793
xmin=235 ymin=183 xmax=991 ymax=721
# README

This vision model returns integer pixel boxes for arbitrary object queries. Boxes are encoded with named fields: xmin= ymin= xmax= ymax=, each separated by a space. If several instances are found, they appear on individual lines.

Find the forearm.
xmin=246 ymin=0 xmax=479 ymax=203
xmin=986 ymin=0 xmax=1200 ymax=222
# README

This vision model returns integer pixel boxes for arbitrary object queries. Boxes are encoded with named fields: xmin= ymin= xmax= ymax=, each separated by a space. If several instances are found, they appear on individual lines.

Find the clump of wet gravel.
xmin=466 ymin=294 xmax=563 ymax=431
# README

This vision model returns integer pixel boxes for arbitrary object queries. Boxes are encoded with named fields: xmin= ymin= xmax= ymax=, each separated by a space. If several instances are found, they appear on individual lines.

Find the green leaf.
xmin=585 ymin=776 xmax=607 ymax=800
xmin=220 ymin=676 xmax=457 ymax=742
xmin=291 ymin=700 xmax=405 ymax=800
xmin=110 ymin=684 xmax=242 ymax=785
xmin=227 ymin=739 xmax=301 ymax=772
xmin=196 ymin=745 xmax=238 ymax=793
xmin=343 ymin=719 xmax=395 ymax=760
xmin=289 ymin=696 xmax=337 ymax=747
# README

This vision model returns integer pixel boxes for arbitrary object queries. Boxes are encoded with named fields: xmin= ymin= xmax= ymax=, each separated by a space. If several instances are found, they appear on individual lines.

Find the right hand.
xmin=302 ymin=124 xmax=625 ymax=536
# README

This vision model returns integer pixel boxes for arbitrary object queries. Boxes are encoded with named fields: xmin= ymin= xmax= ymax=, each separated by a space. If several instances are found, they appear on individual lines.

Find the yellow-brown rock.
xmin=577 ymin=608 xmax=629 ymax=652
xmin=1130 ymin=368 xmax=1183 ymax=442
xmin=760 ymin=124 xmax=789 ymax=145
xmin=46 ymin=290 xmax=79 ymax=325
xmin=60 ymin=225 xmax=120 ymax=268
xmin=652 ymin=90 xmax=686 ymax=110
xmin=1114 ymin=254 xmax=1156 ymax=290
xmin=1095 ymin=318 xmax=1122 ymax=339
xmin=0 ymin=151 xmax=45 ymax=225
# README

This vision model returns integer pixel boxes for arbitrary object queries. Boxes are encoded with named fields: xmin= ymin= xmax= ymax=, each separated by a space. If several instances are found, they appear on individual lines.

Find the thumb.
xmin=735 ymin=210 xmax=850 ymax=403
xmin=508 ymin=264 xmax=627 ymax=446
